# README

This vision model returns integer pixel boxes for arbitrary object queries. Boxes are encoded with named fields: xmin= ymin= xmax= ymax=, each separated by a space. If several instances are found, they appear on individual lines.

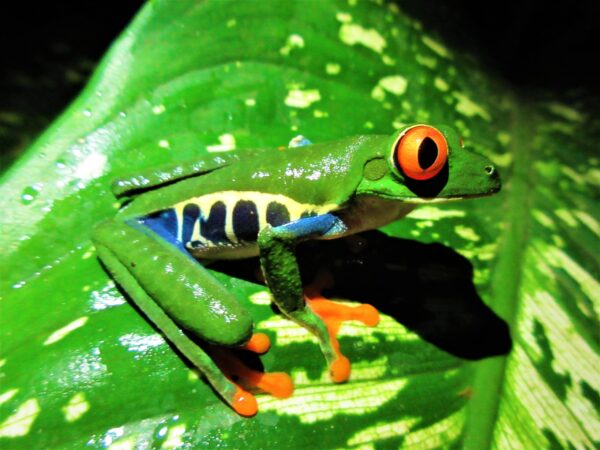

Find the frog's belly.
xmin=190 ymin=242 xmax=260 ymax=260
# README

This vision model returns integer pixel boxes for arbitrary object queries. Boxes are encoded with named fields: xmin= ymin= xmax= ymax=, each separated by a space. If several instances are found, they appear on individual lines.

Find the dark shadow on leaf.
xmin=213 ymin=230 xmax=512 ymax=360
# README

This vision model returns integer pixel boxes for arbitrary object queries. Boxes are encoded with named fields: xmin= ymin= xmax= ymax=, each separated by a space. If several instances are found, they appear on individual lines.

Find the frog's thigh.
xmin=93 ymin=219 xmax=253 ymax=347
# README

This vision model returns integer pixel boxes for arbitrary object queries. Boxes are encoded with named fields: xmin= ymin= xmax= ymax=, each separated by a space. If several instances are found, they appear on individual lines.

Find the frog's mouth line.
xmin=404 ymin=191 xmax=497 ymax=203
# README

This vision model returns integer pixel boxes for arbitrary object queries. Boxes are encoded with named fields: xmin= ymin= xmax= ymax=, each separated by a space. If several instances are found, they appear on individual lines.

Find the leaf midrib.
xmin=462 ymin=100 xmax=535 ymax=450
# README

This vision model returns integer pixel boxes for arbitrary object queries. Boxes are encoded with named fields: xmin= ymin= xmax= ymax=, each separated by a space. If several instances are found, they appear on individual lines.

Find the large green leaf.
xmin=1 ymin=1 xmax=598 ymax=448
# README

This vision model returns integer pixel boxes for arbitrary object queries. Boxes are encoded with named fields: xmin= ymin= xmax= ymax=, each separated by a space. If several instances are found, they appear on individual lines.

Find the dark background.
xmin=1 ymin=0 xmax=598 ymax=169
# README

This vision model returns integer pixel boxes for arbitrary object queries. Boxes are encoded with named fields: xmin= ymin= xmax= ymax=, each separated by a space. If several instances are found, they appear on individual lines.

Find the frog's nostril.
xmin=484 ymin=165 xmax=495 ymax=175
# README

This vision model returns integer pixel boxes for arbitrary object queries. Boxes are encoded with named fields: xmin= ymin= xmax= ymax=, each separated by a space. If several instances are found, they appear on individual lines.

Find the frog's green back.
xmin=119 ymin=135 xmax=389 ymax=218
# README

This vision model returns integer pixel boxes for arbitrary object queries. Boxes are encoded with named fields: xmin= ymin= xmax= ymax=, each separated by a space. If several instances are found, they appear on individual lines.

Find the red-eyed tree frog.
xmin=92 ymin=124 xmax=501 ymax=416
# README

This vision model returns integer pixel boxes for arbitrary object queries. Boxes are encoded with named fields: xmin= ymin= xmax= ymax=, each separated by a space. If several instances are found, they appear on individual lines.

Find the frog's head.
xmin=357 ymin=124 xmax=501 ymax=202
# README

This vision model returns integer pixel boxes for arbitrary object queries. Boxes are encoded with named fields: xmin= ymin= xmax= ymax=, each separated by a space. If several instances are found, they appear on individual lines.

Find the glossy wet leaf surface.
xmin=1 ymin=1 xmax=598 ymax=448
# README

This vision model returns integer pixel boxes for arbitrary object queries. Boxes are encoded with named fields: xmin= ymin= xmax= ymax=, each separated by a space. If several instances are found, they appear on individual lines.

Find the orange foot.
xmin=212 ymin=333 xmax=294 ymax=417
xmin=305 ymin=284 xmax=380 ymax=383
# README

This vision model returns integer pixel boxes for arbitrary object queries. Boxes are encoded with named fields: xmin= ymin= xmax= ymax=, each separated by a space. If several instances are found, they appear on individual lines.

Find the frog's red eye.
xmin=394 ymin=125 xmax=448 ymax=181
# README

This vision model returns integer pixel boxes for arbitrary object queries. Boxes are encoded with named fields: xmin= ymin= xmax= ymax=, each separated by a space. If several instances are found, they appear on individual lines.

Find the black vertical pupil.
xmin=418 ymin=137 xmax=438 ymax=169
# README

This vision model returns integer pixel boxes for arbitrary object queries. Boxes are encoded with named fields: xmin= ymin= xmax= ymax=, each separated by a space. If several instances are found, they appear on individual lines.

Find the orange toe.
xmin=243 ymin=333 xmax=271 ymax=354
xmin=254 ymin=372 xmax=294 ymax=398
xmin=330 ymin=356 xmax=351 ymax=383
xmin=355 ymin=304 xmax=380 ymax=327
xmin=232 ymin=388 xmax=258 ymax=417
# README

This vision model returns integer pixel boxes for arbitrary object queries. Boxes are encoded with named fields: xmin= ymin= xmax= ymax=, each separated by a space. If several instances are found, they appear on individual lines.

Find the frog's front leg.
xmin=92 ymin=219 xmax=291 ymax=416
xmin=258 ymin=214 xmax=379 ymax=382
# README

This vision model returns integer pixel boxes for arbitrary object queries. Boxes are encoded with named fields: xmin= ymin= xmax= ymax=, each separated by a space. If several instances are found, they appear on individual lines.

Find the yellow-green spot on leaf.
xmin=543 ymin=247 xmax=600 ymax=304
xmin=586 ymin=168 xmax=600 ymax=186
xmin=0 ymin=389 xmax=18 ymax=406
xmin=248 ymin=290 xmax=272 ymax=306
xmin=392 ymin=120 xmax=405 ymax=129
xmin=325 ymin=62 xmax=341 ymax=75
xmin=347 ymin=417 xmax=419 ymax=446
xmin=349 ymin=356 xmax=389 ymax=381
xmin=404 ymin=410 xmax=465 ymax=447
xmin=279 ymin=34 xmax=305 ymax=56
xmin=339 ymin=23 xmax=386 ymax=54
xmin=158 ymin=139 xmax=170 ymax=149
xmin=0 ymin=359 xmax=5 ymax=368
xmin=62 ymin=393 xmax=90 ymax=422
xmin=416 ymin=53 xmax=437 ymax=68
xmin=555 ymin=209 xmax=578 ymax=227
xmin=561 ymin=166 xmax=600 ymax=187
xmin=207 ymin=133 xmax=236 ymax=152
xmin=534 ymin=160 xmax=561 ymax=179
xmin=434 ymin=77 xmax=449 ymax=91
xmin=381 ymin=54 xmax=396 ymax=66
xmin=552 ymin=234 xmax=566 ymax=248
xmin=0 ymin=398 xmax=40 ymax=438
xmin=476 ymin=243 xmax=498 ymax=261
xmin=488 ymin=152 xmax=513 ymax=168
xmin=422 ymin=35 xmax=451 ymax=58
xmin=43 ymin=316 xmax=88 ymax=345
xmin=473 ymin=268 xmax=490 ymax=285
xmin=244 ymin=98 xmax=256 ymax=107
xmin=561 ymin=166 xmax=585 ymax=185
xmin=497 ymin=131 xmax=511 ymax=146
xmin=416 ymin=220 xmax=434 ymax=229
xmin=415 ymin=108 xmax=430 ymax=123
xmin=546 ymin=102 xmax=584 ymax=122
xmin=152 ymin=104 xmax=165 ymax=115
xmin=335 ymin=12 xmax=353 ymax=23
xmin=452 ymin=92 xmax=491 ymax=121
xmin=532 ymin=210 xmax=556 ymax=229
xmin=364 ymin=121 xmax=375 ymax=129
xmin=285 ymin=89 xmax=321 ymax=108
xmin=378 ymin=75 xmax=408 ymax=96
xmin=313 ymin=109 xmax=329 ymax=118
xmin=573 ymin=210 xmax=600 ymax=236
xmin=454 ymin=225 xmax=481 ymax=242
xmin=371 ymin=85 xmax=385 ymax=102
xmin=546 ymin=121 xmax=576 ymax=136
xmin=408 ymin=206 xmax=466 ymax=220
xmin=226 ymin=18 xmax=236 ymax=28
xmin=162 ymin=424 xmax=186 ymax=449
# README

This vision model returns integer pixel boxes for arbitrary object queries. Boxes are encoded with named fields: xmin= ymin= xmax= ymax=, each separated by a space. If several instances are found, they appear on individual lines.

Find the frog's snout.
xmin=484 ymin=164 xmax=502 ymax=193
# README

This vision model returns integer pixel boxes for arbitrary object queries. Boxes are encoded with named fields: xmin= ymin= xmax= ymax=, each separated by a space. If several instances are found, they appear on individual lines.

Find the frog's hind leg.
xmin=258 ymin=214 xmax=379 ymax=383
xmin=93 ymin=219 xmax=290 ymax=416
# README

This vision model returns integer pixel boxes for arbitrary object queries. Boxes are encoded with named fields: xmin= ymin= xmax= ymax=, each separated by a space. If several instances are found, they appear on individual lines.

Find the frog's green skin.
xmin=92 ymin=124 xmax=500 ymax=415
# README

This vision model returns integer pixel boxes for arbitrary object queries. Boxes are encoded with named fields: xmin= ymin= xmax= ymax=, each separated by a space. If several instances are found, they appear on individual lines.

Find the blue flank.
xmin=139 ymin=209 xmax=183 ymax=248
